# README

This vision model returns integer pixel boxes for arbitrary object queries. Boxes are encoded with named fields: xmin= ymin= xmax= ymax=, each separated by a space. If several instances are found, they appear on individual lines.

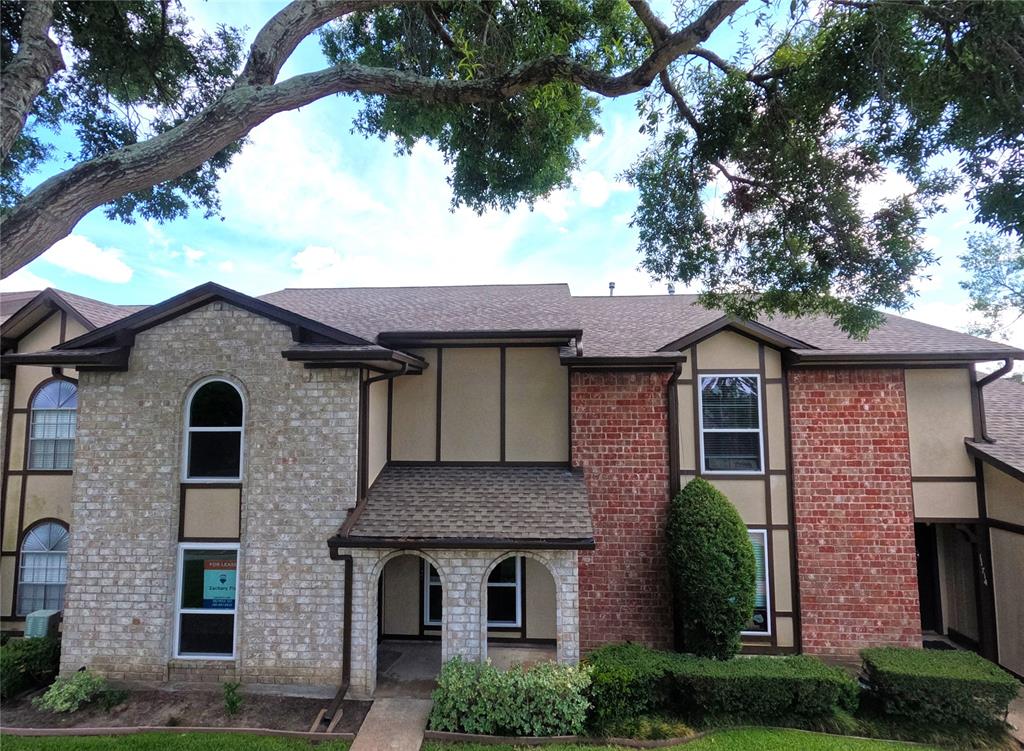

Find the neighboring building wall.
xmin=571 ymin=370 xmax=673 ymax=652
xmin=1 ymin=310 xmax=83 ymax=633
xmin=347 ymin=547 xmax=578 ymax=698
xmin=788 ymin=368 xmax=921 ymax=658
xmin=905 ymin=368 xmax=978 ymax=519
xmin=983 ymin=463 xmax=1024 ymax=677
xmin=389 ymin=346 xmax=567 ymax=464
xmin=59 ymin=303 xmax=359 ymax=686
xmin=676 ymin=331 xmax=798 ymax=652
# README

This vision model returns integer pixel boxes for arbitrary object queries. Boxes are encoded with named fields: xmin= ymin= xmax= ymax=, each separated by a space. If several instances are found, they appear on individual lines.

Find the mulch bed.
xmin=1 ymin=688 xmax=371 ymax=735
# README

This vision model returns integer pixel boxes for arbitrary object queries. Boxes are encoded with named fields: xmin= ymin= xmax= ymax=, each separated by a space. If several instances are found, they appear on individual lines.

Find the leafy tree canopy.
xmin=959 ymin=232 xmax=1024 ymax=340
xmin=1 ymin=0 xmax=1022 ymax=337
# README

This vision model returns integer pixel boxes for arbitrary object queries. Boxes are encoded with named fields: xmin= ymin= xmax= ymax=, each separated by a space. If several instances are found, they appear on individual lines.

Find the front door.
xmin=915 ymin=523 xmax=942 ymax=633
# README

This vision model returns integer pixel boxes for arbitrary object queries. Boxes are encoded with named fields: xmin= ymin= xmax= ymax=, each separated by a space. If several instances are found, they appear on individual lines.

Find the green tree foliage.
xmin=958 ymin=232 xmax=1024 ymax=340
xmin=2 ymin=0 xmax=1022 ymax=339
xmin=665 ymin=477 xmax=755 ymax=659
xmin=1 ymin=1 xmax=243 ymax=221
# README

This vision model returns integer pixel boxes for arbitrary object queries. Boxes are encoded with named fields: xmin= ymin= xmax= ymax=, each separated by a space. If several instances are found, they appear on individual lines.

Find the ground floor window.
xmin=175 ymin=544 xmax=238 ymax=658
xmin=423 ymin=563 xmax=442 ymax=626
xmin=743 ymin=530 xmax=770 ymax=635
xmin=17 ymin=521 xmax=69 ymax=615
xmin=487 ymin=557 xmax=522 ymax=627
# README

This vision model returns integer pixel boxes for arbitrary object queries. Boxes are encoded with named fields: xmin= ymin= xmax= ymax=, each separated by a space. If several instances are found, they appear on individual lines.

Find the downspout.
xmin=666 ymin=362 xmax=683 ymax=499
xmin=324 ymin=548 xmax=353 ymax=716
xmin=975 ymin=359 xmax=1013 ymax=442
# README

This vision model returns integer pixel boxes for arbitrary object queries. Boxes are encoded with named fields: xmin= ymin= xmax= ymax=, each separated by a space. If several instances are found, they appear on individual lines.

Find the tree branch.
xmin=0 ymin=0 xmax=64 ymax=160
xmin=0 ymin=0 xmax=746 ymax=275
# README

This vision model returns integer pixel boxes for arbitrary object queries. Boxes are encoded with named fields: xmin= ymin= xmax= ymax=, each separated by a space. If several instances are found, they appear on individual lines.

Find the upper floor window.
xmin=185 ymin=379 xmax=243 ymax=481
xmin=29 ymin=379 xmax=77 ymax=470
xmin=17 ymin=521 xmax=69 ymax=614
xmin=698 ymin=375 xmax=763 ymax=474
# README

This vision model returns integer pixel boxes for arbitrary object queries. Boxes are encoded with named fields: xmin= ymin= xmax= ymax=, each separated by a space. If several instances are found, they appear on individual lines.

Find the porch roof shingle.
xmin=330 ymin=465 xmax=594 ymax=550
xmin=966 ymin=377 xmax=1024 ymax=482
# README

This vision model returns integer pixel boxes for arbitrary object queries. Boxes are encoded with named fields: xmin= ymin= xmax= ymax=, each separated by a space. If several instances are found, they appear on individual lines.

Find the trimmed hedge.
xmin=586 ymin=643 xmax=858 ymax=730
xmin=861 ymin=647 xmax=1020 ymax=727
xmin=666 ymin=478 xmax=756 ymax=658
xmin=0 ymin=636 xmax=60 ymax=701
xmin=428 ymin=656 xmax=592 ymax=736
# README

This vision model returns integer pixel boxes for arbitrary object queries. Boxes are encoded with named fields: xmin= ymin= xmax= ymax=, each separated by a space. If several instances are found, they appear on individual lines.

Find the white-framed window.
xmin=28 ymin=379 xmax=77 ymax=470
xmin=743 ymin=529 xmax=771 ymax=636
xmin=184 ymin=378 xmax=244 ymax=481
xmin=698 ymin=374 xmax=763 ymax=474
xmin=423 ymin=563 xmax=442 ymax=627
xmin=174 ymin=543 xmax=239 ymax=659
xmin=486 ymin=557 xmax=522 ymax=628
xmin=17 ymin=521 xmax=69 ymax=615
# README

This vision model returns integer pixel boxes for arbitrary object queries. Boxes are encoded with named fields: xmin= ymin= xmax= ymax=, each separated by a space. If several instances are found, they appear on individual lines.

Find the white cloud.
xmin=0 ymin=268 xmax=53 ymax=292
xmin=41 ymin=235 xmax=133 ymax=283
xmin=576 ymin=171 xmax=630 ymax=208
xmin=860 ymin=170 xmax=916 ymax=215
xmin=184 ymin=246 xmax=206 ymax=264
xmin=217 ymin=260 xmax=236 ymax=273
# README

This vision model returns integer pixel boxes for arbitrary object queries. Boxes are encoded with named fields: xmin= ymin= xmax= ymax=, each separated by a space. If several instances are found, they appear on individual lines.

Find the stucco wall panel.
xmin=181 ymin=487 xmax=240 ymax=539
xmin=440 ymin=348 xmax=501 ymax=461
xmin=991 ymin=528 xmax=1024 ymax=677
xmin=22 ymin=475 xmax=73 ymax=528
xmin=913 ymin=481 xmax=978 ymax=519
xmin=984 ymin=464 xmax=1024 ymax=527
xmin=391 ymin=349 xmax=437 ymax=461
xmin=905 ymin=369 xmax=974 ymax=478
xmin=525 ymin=556 xmax=557 ymax=640
xmin=708 ymin=479 xmax=766 ymax=525
xmin=695 ymin=331 xmax=760 ymax=370
xmin=505 ymin=348 xmax=568 ymax=462
xmin=382 ymin=554 xmax=421 ymax=636
xmin=367 ymin=378 xmax=388 ymax=485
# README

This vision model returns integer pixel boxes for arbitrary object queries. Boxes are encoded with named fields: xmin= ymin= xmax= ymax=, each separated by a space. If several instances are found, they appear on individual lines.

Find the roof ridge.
xmin=267 ymin=282 xmax=571 ymax=292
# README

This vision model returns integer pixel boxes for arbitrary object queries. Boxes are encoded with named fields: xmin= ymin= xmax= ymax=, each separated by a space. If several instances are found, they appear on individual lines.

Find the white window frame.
xmin=742 ymin=528 xmax=772 ymax=637
xmin=28 ymin=379 xmax=77 ymax=471
xmin=486 ymin=556 xmax=522 ymax=628
xmin=16 ymin=521 xmax=69 ymax=615
xmin=182 ymin=377 xmax=245 ymax=483
xmin=697 ymin=373 xmax=764 ymax=475
xmin=423 ymin=563 xmax=442 ymax=627
xmin=173 ymin=542 xmax=240 ymax=660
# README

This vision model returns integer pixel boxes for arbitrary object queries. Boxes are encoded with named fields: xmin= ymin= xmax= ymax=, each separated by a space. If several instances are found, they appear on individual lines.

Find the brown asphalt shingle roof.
xmin=260 ymin=284 xmax=579 ymax=343
xmin=52 ymin=289 xmax=145 ymax=328
xmin=260 ymin=286 xmax=1021 ymax=361
xmin=332 ymin=465 xmax=594 ymax=547
xmin=967 ymin=378 xmax=1024 ymax=478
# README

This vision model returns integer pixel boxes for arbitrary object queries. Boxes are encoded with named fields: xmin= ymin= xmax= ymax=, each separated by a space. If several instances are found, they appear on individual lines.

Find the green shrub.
xmin=585 ymin=643 xmax=859 ymax=731
xmin=0 ymin=636 xmax=60 ymax=700
xmin=861 ymin=647 xmax=1020 ymax=727
xmin=223 ymin=681 xmax=243 ymax=715
xmin=32 ymin=669 xmax=108 ymax=713
xmin=428 ymin=656 xmax=591 ymax=736
xmin=666 ymin=478 xmax=756 ymax=658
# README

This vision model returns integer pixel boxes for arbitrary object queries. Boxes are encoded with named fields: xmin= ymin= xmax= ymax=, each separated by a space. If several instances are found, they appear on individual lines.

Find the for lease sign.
xmin=202 ymin=559 xmax=236 ymax=609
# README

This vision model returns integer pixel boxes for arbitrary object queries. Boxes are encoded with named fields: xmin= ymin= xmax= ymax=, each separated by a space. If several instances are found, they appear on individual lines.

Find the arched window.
xmin=28 ymin=379 xmax=78 ymax=470
xmin=17 ymin=521 xmax=69 ymax=614
xmin=184 ymin=379 xmax=244 ymax=480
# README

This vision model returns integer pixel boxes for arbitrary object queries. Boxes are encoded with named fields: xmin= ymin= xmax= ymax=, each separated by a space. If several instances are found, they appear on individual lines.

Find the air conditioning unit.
xmin=24 ymin=609 xmax=60 ymax=639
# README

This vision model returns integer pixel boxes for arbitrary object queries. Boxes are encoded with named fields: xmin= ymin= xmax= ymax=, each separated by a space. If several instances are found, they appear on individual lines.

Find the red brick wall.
xmin=788 ymin=368 xmax=921 ymax=658
xmin=571 ymin=370 xmax=674 ymax=652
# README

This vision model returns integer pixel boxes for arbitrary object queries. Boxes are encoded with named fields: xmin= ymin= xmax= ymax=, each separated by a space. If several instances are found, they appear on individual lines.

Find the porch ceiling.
xmin=329 ymin=465 xmax=595 ymax=550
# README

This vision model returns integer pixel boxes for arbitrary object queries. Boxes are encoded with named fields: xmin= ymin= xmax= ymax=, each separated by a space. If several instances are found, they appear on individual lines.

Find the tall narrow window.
xmin=185 ymin=379 xmax=243 ymax=480
xmin=744 ymin=530 xmax=771 ymax=635
xmin=17 ymin=522 xmax=69 ymax=614
xmin=699 ymin=375 xmax=763 ymax=473
xmin=28 ymin=380 xmax=77 ymax=470
xmin=175 ymin=544 xmax=239 ymax=658
xmin=423 ymin=563 xmax=442 ymax=626
xmin=487 ymin=557 xmax=522 ymax=627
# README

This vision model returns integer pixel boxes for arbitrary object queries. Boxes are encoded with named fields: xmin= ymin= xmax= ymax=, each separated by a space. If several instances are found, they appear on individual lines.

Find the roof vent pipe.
xmin=609 ymin=281 xmax=615 ymax=296
xmin=667 ymin=283 xmax=676 ymax=295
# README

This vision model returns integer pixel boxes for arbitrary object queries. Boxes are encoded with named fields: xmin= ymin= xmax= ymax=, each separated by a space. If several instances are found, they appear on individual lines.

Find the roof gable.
xmin=657 ymin=315 xmax=812 ymax=353
xmin=57 ymin=281 xmax=373 ymax=351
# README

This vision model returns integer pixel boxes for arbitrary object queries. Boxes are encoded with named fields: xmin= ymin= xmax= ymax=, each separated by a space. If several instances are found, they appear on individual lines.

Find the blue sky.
xmin=3 ymin=0 xmax=1021 ymax=355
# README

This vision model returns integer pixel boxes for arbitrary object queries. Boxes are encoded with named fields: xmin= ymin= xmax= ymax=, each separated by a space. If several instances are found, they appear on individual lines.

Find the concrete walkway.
xmin=351 ymin=697 xmax=432 ymax=751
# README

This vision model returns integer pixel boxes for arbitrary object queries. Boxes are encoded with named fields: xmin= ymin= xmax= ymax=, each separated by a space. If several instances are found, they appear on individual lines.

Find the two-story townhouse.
xmin=1 ymin=281 xmax=1021 ymax=700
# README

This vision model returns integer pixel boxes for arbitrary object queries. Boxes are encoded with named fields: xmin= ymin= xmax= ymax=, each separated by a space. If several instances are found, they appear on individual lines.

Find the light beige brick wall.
xmin=59 ymin=303 xmax=358 ymax=685
xmin=345 ymin=547 xmax=579 ymax=698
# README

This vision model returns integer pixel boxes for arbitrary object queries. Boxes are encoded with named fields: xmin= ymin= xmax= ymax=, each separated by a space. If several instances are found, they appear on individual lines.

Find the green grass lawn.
xmin=0 ymin=733 xmax=351 ymax=751
xmin=422 ymin=727 xmax=940 ymax=750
